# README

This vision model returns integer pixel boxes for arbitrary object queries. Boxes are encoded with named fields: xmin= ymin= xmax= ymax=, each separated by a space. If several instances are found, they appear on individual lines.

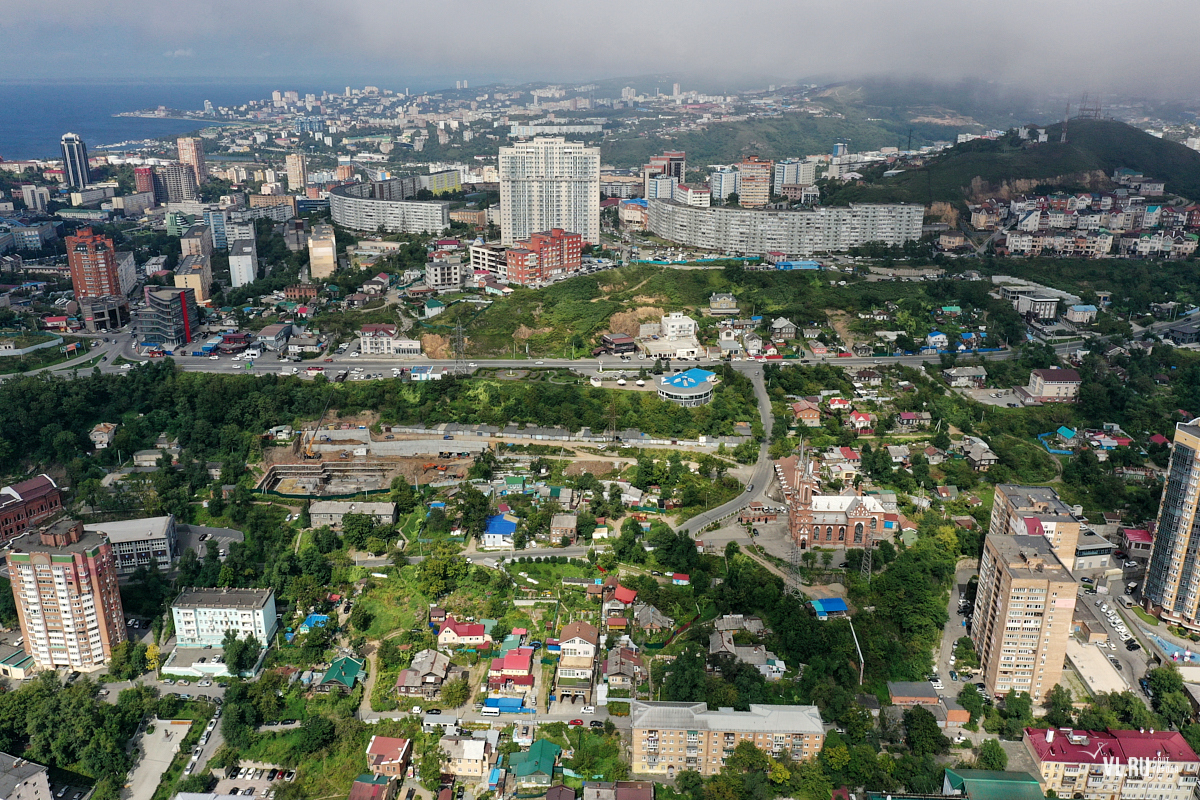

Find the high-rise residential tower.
xmin=971 ymin=534 xmax=1075 ymax=702
xmin=67 ymin=227 xmax=120 ymax=298
xmin=177 ymin=137 xmax=208 ymax=183
xmin=9 ymin=518 xmax=126 ymax=669
xmin=285 ymin=153 xmax=307 ymax=192
xmin=1146 ymin=423 xmax=1200 ymax=629
xmin=308 ymin=224 xmax=337 ymax=279
xmin=60 ymin=133 xmax=90 ymax=188
xmin=498 ymin=137 xmax=599 ymax=246
xmin=736 ymin=156 xmax=773 ymax=207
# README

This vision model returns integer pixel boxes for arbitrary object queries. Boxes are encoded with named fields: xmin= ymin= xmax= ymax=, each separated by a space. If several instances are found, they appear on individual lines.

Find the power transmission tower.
xmin=453 ymin=320 xmax=467 ymax=374
xmin=1060 ymin=100 xmax=1071 ymax=143
xmin=785 ymin=541 xmax=805 ymax=599
xmin=860 ymin=536 xmax=873 ymax=584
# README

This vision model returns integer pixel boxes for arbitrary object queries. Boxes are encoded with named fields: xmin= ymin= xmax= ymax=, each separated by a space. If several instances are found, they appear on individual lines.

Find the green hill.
xmin=821 ymin=119 xmax=1200 ymax=208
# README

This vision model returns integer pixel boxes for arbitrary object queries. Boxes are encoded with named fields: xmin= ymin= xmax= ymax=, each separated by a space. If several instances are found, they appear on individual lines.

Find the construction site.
xmin=256 ymin=404 xmax=490 ymax=497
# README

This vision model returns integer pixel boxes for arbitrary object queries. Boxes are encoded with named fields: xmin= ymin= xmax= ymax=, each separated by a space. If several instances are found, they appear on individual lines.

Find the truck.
xmin=1126 ymin=581 xmax=1138 ymax=595
xmin=1119 ymin=595 xmax=1134 ymax=608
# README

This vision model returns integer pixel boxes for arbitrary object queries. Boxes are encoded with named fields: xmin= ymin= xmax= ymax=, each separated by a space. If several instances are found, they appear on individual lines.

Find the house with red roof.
xmin=437 ymin=616 xmax=492 ymax=648
xmin=1023 ymin=727 xmax=1200 ymax=800
xmin=828 ymin=397 xmax=851 ymax=410
xmin=1120 ymin=527 xmax=1153 ymax=558
xmin=366 ymin=735 xmax=412 ymax=778
xmin=672 ymin=574 xmax=690 ymax=586
xmin=1151 ymin=433 xmax=1171 ymax=446
xmin=604 ymin=585 xmax=638 ymax=617
xmin=488 ymin=646 xmax=534 ymax=691
xmin=848 ymin=411 xmax=873 ymax=432
xmin=790 ymin=399 xmax=821 ymax=427
xmin=0 ymin=474 xmax=62 ymax=543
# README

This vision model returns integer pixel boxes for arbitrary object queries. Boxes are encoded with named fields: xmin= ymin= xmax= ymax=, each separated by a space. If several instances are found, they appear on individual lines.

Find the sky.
xmin=2 ymin=0 xmax=1199 ymax=98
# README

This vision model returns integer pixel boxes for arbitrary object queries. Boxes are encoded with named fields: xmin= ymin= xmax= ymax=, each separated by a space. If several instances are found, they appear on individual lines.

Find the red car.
xmin=324 ymin=358 xmax=334 ymax=362
xmin=569 ymin=719 xmax=583 ymax=727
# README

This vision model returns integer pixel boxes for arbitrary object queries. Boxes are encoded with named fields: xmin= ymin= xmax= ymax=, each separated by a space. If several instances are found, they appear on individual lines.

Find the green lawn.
xmin=1131 ymin=606 xmax=1159 ymax=626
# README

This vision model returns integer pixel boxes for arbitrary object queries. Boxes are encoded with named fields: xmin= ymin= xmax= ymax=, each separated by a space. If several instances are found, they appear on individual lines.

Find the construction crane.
xmin=303 ymin=394 xmax=335 ymax=460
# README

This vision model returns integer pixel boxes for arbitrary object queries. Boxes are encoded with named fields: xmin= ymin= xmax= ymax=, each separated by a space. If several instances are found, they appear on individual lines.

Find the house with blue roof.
xmin=809 ymin=597 xmax=849 ymax=620
xmin=1066 ymin=304 xmax=1098 ymax=324
xmin=926 ymin=331 xmax=949 ymax=349
xmin=657 ymin=368 xmax=718 ymax=407
xmin=482 ymin=513 xmax=518 ymax=549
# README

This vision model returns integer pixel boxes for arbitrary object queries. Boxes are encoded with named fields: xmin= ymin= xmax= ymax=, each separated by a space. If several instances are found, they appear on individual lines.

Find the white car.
xmin=350 ymin=352 xmax=360 ymax=358
xmin=120 ymin=364 xmax=132 ymax=370
xmin=930 ymin=679 xmax=944 ymax=690
xmin=198 ymin=679 xmax=212 ymax=687
xmin=209 ymin=355 xmax=219 ymax=360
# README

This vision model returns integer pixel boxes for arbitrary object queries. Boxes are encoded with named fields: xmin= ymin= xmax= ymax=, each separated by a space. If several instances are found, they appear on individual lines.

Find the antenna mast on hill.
xmin=1060 ymin=100 xmax=1071 ymax=143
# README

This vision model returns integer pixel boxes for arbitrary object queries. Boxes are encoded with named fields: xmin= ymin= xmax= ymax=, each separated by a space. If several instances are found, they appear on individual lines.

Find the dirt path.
xmin=827 ymin=311 xmax=858 ymax=350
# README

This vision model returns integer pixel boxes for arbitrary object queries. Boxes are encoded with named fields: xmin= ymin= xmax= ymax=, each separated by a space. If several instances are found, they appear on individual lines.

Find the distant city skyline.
xmin=6 ymin=1 xmax=1200 ymax=97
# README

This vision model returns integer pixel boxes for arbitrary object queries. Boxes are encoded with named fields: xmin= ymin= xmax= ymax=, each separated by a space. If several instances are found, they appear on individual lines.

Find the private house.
xmin=440 ymin=736 xmax=493 ymax=779
xmin=393 ymin=648 xmax=466 ymax=699
xmin=927 ymin=331 xmax=949 ymax=349
xmin=631 ymin=602 xmax=674 ymax=633
xmin=709 ymin=293 xmax=738 ymax=316
xmin=366 ymin=735 xmax=412 ymax=779
xmin=488 ymin=647 xmax=535 ymax=692
xmin=438 ymin=616 xmax=492 ymax=649
xmin=508 ymin=739 xmax=562 ymax=787
xmin=770 ymin=318 xmax=797 ymax=339
xmin=606 ymin=647 xmax=644 ymax=690
xmin=317 ymin=656 xmax=365 ymax=693
xmin=89 ymin=423 xmax=118 ymax=449
xmin=550 ymin=514 xmax=578 ymax=544
xmin=790 ymin=399 xmax=821 ymax=427
xmin=559 ymin=621 xmax=601 ymax=659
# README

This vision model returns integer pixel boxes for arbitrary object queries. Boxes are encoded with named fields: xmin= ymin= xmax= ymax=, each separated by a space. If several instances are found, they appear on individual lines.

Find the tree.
xmin=676 ymin=770 xmax=704 ymax=800
xmin=342 ymin=513 xmax=377 ymax=549
xmin=350 ymin=605 xmax=375 ymax=632
xmin=1158 ymin=691 xmax=1194 ymax=729
xmin=1044 ymin=684 xmax=1075 ymax=728
xmin=441 ymin=677 xmax=470 ymax=708
xmin=297 ymin=715 xmax=335 ymax=753
xmin=903 ymin=706 xmax=949 ymax=757
xmin=977 ymin=739 xmax=1007 ymax=771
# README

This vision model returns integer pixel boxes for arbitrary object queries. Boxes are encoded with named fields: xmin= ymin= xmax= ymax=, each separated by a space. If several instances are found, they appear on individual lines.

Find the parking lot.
xmin=213 ymin=763 xmax=296 ymax=798
xmin=957 ymin=387 xmax=1022 ymax=407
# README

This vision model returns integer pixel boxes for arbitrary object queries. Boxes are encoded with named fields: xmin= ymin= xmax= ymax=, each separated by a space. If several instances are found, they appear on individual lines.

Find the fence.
xmin=1036 ymin=432 xmax=1073 ymax=455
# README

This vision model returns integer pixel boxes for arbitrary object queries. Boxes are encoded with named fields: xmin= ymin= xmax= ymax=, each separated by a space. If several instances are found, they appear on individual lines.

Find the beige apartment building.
xmin=971 ymin=534 xmax=1075 ymax=702
xmin=285 ymin=153 xmax=307 ymax=192
xmin=9 ymin=519 xmax=126 ymax=670
xmin=173 ymin=254 xmax=212 ymax=302
xmin=630 ymin=701 xmax=824 ymax=778
xmin=736 ymin=156 xmax=773 ymax=208
xmin=308 ymin=224 xmax=337 ymax=279
xmin=1147 ymin=423 xmax=1200 ymax=629
xmin=1023 ymin=727 xmax=1200 ymax=800
xmin=989 ymin=484 xmax=1081 ymax=567
xmin=177 ymin=137 xmax=208 ymax=183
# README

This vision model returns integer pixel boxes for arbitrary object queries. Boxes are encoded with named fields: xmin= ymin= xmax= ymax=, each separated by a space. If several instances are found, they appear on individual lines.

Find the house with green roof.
xmin=942 ymin=768 xmax=1044 ymax=800
xmin=425 ymin=299 xmax=446 ymax=318
xmin=317 ymin=656 xmax=365 ymax=693
xmin=507 ymin=739 xmax=561 ymax=787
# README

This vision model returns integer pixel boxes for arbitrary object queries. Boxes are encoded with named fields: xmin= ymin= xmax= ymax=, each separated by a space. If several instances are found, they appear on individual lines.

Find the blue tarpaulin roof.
xmin=485 ymin=514 xmax=518 ymax=536
xmin=809 ymin=598 xmax=849 ymax=617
